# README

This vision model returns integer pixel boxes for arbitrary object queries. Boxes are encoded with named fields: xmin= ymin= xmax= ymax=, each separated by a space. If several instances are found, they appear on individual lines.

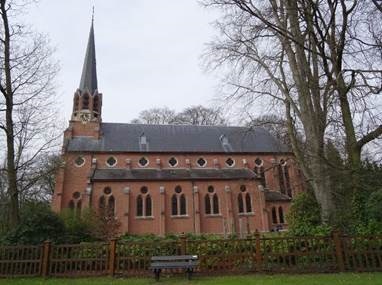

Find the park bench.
xmin=150 ymin=255 xmax=199 ymax=281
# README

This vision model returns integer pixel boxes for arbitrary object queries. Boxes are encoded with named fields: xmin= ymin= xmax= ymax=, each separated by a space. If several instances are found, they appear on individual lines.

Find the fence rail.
xmin=0 ymin=232 xmax=381 ymax=278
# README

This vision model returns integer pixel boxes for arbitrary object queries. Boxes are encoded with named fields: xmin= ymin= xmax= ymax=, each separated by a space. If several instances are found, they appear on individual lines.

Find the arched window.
xmin=93 ymin=95 xmax=99 ymax=118
xmin=136 ymin=186 xmax=152 ymax=217
xmin=99 ymin=196 xmax=106 ymax=215
xmin=99 ymin=187 xmax=116 ymax=217
xmin=70 ymin=192 xmax=82 ymax=215
xmin=272 ymin=207 xmax=277 ymax=224
xmin=136 ymin=195 xmax=143 ymax=217
xmin=213 ymin=194 xmax=219 ymax=214
xmin=254 ymin=158 xmax=266 ymax=187
xmin=238 ymin=194 xmax=244 ymax=213
xmin=205 ymin=186 xmax=219 ymax=215
xmin=205 ymin=194 xmax=211 ymax=214
xmin=278 ymin=163 xmax=286 ymax=194
xmin=284 ymin=165 xmax=292 ymax=197
xmin=145 ymin=195 xmax=152 ymax=216
xmin=278 ymin=159 xmax=292 ymax=196
xmin=238 ymin=185 xmax=253 ymax=214
xmin=82 ymin=94 xmax=89 ymax=109
xmin=76 ymin=200 xmax=82 ymax=216
xmin=172 ymin=186 xmax=187 ymax=216
xmin=74 ymin=95 xmax=80 ymax=111
xmin=171 ymin=194 xmax=178 ymax=215
xmin=108 ymin=196 xmax=115 ymax=216
xmin=180 ymin=194 xmax=187 ymax=215
xmin=245 ymin=193 xmax=252 ymax=213
xmin=279 ymin=207 xmax=285 ymax=224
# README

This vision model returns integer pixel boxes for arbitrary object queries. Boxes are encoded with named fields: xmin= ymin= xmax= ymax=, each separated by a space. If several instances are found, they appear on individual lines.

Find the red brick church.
xmin=51 ymin=20 xmax=304 ymax=236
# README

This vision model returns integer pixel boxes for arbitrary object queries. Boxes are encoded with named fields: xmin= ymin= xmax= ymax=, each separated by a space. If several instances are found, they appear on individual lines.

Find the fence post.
xmin=255 ymin=231 xmax=262 ymax=272
xmin=109 ymin=238 xmax=117 ymax=276
xmin=41 ymin=240 xmax=51 ymax=278
xmin=180 ymin=234 xmax=187 ymax=255
xmin=333 ymin=230 xmax=345 ymax=272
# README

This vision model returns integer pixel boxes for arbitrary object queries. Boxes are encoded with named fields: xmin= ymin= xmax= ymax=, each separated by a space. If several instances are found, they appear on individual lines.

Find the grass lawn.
xmin=1 ymin=273 xmax=382 ymax=285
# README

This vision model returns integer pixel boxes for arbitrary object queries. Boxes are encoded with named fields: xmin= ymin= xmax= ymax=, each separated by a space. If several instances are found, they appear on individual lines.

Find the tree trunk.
xmin=1 ymin=0 xmax=20 ymax=226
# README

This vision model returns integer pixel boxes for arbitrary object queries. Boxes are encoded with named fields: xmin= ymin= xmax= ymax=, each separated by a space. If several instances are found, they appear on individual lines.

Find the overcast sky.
xmin=26 ymin=0 xmax=221 ymax=123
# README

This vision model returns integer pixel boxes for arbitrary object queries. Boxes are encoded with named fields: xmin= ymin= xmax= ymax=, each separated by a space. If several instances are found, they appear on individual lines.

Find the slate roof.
xmin=67 ymin=123 xmax=290 ymax=153
xmin=79 ymin=19 xmax=98 ymax=94
xmin=92 ymin=168 xmax=257 ymax=182
xmin=264 ymin=191 xmax=292 ymax=202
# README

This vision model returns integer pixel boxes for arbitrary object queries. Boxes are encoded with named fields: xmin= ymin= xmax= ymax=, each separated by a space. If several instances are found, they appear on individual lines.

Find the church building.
xmin=51 ymin=20 xmax=304 ymax=236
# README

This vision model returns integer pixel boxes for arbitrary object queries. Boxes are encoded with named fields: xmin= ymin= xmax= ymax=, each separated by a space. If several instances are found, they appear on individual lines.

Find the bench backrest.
xmin=151 ymin=255 xmax=198 ymax=262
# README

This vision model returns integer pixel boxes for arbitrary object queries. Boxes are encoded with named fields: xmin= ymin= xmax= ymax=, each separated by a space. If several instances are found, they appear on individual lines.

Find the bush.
xmin=366 ymin=189 xmax=382 ymax=221
xmin=59 ymin=208 xmax=96 ymax=243
xmin=352 ymin=189 xmax=382 ymax=235
xmin=4 ymin=202 xmax=66 ymax=245
xmin=286 ymin=192 xmax=332 ymax=236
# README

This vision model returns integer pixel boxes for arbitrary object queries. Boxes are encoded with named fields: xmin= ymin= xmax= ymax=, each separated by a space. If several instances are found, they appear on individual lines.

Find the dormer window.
xmin=197 ymin=158 xmax=207 ymax=167
xmin=106 ymin=157 xmax=117 ymax=167
xmin=139 ymin=157 xmax=149 ymax=167
xmin=220 ymin=134 xmax=233 ymax=152
xmin=139 ymin=133 xmax=148 ymax=151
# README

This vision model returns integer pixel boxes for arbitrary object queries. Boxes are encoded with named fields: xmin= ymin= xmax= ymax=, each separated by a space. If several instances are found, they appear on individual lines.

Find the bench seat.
xmin=150 ymin=255 xmax=199 ymax=281
xmin=150 ymin=261 xmax=198 ymax=269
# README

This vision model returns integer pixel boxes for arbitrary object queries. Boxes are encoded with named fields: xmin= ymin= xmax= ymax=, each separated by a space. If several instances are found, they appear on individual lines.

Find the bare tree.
xmin=247 ymin=115 xmax=291 ymax=147
xmin=17 ymin=154 xmax=62 ymax=203
xmin=0 ymin=0 xmax=60 ymax=226
xmin=174 ymin=105 xmax=227 ymax=125
xmin=131 ymin=107 xmax=176 ymax=125
xmin=202 ymin=0 xmax=382 ymax=222
xmin=131 ymin=105 xmax=227 ymax=126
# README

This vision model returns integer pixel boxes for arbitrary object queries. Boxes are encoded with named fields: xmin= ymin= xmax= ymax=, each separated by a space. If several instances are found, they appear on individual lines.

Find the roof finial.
xmin=92 ymin=6 xmax=95 ymax=23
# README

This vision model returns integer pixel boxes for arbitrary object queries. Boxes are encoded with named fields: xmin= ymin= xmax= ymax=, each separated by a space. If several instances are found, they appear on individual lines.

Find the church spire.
xmin=79 ymin=12 xmax=98 ymax=94
xmin=71 ymin=10 xmax=102 ymax=123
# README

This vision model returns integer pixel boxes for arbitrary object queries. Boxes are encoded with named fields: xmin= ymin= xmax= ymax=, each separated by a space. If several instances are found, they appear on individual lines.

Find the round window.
xmin=197 ymin=158 xmax=207 ymax=167
xmin=106 ymin=157 xmax=117 ymax=167
xmin=74 ymin=156 xmax=85 ymax=167
xmin=169 ymin=157 xmax=178 ymax=167
xmin=225 ymin=158 xmax=235 ymax=167
xmin=208 ymin=186 xmax=214 ymax=193
xmin=72 ymin=192 xmax=81 ymax=199
xmin=280 ymin=159 xmax=287 ymax=166
xmin=175 ymin=186 xmax=182 ymax=194
xmin=103 ymin=187 xmax=112 ymax=195
xmin=138 ymin=157 xmax=149 ymax=167
xmin=140 ymin=186 xmax=148 ymax=194
xmin=255 ymin=158 xmax=263 ymax=166
xmin=240 ymin=185 xmax=247 ymax=192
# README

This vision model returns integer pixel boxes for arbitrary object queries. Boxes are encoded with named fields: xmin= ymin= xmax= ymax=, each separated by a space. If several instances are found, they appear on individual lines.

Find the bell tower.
xmin=71 ymin=15 xmax=102 ymax=123
xmin=64 ymin=14 xmax=102 ymax=141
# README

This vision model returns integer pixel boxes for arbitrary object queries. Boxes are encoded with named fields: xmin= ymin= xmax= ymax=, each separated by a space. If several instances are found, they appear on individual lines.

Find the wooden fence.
xmin=0 ymin=232 xmax=381 ymax=278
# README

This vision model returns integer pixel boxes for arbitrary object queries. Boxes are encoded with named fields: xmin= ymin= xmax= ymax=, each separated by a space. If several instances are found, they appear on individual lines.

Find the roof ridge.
xmin=101 ymin=122 xmax=255 ymax=129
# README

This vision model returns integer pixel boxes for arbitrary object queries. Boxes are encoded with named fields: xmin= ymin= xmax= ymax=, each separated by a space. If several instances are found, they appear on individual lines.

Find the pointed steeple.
xmin=79 ymin=13 xmax=98 ymax=94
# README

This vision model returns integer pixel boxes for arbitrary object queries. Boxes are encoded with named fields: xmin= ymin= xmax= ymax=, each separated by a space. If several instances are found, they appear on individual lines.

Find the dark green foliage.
xmin=3 ymin=202 xmax=66 ymax=245
xmin=352 ymin=189 xmax=382 ymax=235
xmin=287 ymin=192 xmax=331 ymax=236
xmin=366 ymin=189 xmax=382 ymax=221
xmin=59 ymin=208 xmax=96 ymax=243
